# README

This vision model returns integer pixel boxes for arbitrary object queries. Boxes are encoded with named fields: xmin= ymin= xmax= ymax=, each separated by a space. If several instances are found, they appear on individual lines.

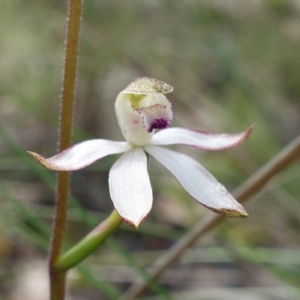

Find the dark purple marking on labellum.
xmin=135 ymin=103 xmax=173 ymax=133
xmin=148 ymin=118 xmax=169 ymax=132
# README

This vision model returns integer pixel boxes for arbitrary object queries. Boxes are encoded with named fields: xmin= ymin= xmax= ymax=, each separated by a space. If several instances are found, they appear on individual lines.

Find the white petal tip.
xmin=122 ymin=215 xmax=147 ymax=229
xmin=239 ymin=124 xmax=255 ymax=144
xmin=211 ymin=206 xmax=248 ymax=218
xmin=27 ymin=151 xmax=65 ymax=171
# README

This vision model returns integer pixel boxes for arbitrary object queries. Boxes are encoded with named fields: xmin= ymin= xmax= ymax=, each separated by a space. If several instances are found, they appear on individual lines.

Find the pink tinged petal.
xmin=145 ymin=145 xmax=248 ymax=218
xmin=109 ymin=148 xmax=152 ymax=228
xmin=27 ymin=140 xmax=131 ymax=171
xmin=150 ymin=125 xmax=254 ymax=150
xmin=136 ymin=103 xmax=173 ymax=133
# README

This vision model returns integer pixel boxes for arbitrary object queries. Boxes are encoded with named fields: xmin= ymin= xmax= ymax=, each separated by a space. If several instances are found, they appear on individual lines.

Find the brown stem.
xmin=121 ymin=134 xmax=300 ymax=300
xmin=49 ymin=1 xmax=83 ymax=299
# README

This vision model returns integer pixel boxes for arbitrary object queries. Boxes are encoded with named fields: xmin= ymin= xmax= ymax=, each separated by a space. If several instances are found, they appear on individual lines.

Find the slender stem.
xmin=55 ymin=210 xmax=123 ymax=272
xmin=121 ymin=134 xmax=300 ymax=300
xmin=49 ymin=1 xmax=83 ymax=299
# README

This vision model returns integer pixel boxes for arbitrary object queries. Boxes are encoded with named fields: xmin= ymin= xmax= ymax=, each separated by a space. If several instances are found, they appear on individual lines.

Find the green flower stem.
xmin=55 ymin=210 xmax=123 ymax=273
xmin=49 ymin=0 xmax=83 ymax=299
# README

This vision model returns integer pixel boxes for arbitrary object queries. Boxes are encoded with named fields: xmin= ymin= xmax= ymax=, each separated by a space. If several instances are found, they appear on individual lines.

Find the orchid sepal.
xmin=145 ymin=145 xmax=248 ymax=218
xmin=109 ymin=148 xmax=152 ymax=228
xmin=27 ymin=140 xmax=131 ymax=171
xmin=150 ymin=125 xmax=254 ymax=150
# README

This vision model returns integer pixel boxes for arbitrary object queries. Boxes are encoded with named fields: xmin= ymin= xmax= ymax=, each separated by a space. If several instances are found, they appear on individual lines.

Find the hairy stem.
xmin=121 ymin=134 xmax=300 ymax=300
xmin=49 ymin=1 xmax=83 ymax=299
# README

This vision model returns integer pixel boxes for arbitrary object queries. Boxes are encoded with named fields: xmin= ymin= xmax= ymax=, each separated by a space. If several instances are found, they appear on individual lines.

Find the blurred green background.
xmin=0 ymin=0 xmax=300 ymax=299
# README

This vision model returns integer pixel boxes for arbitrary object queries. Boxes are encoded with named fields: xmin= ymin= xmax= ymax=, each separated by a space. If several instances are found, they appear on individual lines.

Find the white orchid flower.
xmin=28 ymin=77 xmax=253 ymax=228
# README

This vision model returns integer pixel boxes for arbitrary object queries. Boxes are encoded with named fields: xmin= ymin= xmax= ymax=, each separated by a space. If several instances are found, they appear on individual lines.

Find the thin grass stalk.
xmin=121 ymin=134 xmax=300 ymax=300
xmin=49 ymin=1 xmax=83 ymax=299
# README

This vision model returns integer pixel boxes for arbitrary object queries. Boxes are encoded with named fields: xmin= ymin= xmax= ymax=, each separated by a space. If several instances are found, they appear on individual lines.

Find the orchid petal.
xmin=28 ymin=140 xmax=131 ymax=171
xmin=145 ymin=145 xmax=248 ymax=217
xmin=150 ymin=125 xmax=253 ymax=150
xmin=109 ymin=148 xmax=152 ymax=228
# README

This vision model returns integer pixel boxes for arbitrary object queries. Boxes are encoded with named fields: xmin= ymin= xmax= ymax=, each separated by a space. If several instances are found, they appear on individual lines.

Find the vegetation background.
xmin=0 ymin=0 xmax=300 ymax=299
